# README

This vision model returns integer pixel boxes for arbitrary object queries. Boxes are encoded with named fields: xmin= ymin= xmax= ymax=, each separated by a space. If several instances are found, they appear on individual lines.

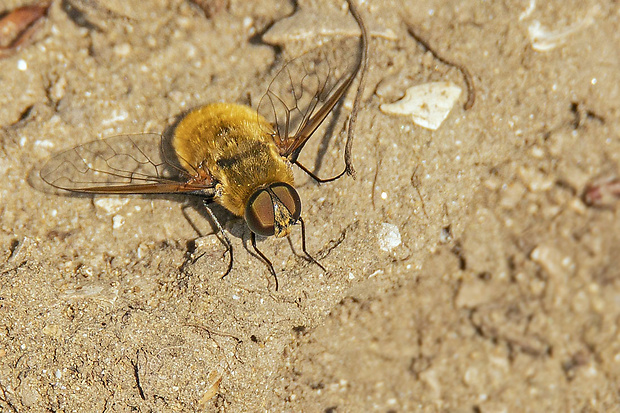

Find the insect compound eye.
xmin=245 ymin=183 xmax=302 ymax=237
xmin=269 ymin=183 xmax=301 ymax=223
xmin=245 ymin=188 xmax=276 ymax=237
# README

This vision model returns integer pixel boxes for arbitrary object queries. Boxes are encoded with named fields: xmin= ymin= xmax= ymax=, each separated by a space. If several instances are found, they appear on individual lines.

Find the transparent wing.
xmin=257 ymin=35 xmax=362 ymax=161
xmin=40 ymin=133 xmax=215 ymax=194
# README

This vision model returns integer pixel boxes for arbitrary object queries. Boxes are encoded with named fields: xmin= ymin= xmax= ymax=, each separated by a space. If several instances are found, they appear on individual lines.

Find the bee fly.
xmin=40 ymin=0 xmax=369 ymax=290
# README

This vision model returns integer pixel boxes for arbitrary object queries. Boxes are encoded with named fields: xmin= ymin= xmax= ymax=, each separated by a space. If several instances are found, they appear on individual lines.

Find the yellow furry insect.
xmin=41 ymin=0 xmax=368 ymax=290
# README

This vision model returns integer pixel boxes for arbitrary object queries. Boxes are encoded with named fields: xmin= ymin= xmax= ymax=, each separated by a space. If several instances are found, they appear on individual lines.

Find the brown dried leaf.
xmin=0 ymin=2 xmax=50 ymax=58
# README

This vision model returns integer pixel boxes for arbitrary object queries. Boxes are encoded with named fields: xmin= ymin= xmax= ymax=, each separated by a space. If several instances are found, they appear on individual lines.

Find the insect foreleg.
xmin=203 ymin=199 xmax=234 ymax=278
xmin=299 ymin=216 xmax=326 ymax=272
xmin=250 ymin=232 xmax=279 ymax=291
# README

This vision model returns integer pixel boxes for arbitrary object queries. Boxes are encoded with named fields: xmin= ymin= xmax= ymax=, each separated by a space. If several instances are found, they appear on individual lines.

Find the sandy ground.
xmin=1 ymin=0 xmax=619 ymax=411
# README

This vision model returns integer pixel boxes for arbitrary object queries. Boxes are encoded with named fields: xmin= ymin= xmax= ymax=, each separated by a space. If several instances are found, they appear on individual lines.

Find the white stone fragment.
xmin=528 ymin=6 xmax=599 ymax=51
xmin=378 ymin=223 xmax=401 ymax=252
xmin=530 ymin=243 xmax=567 ymax=279
xmin=380 ymin=82 xmax=462 ymax=130
xmin=112 ymin=215 xmax=125 ymax=229
xmin=100 ymin=109 xmax=129 ymax=126
xmin=63 ymin=283 xmax=119 ymax=303
xmin=94 ymin=197 xmax=129 ymax=214
xmin=519 ymin=0 xmax=536 ymax=21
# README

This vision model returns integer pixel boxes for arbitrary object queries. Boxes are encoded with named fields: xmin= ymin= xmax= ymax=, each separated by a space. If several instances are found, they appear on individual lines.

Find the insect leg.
xmin=288 ymin=0 xmax=369 ymax=182
xmin=203 ymin=200 xmax=234 ymax=278
xmin=343 ymin=0 xmax=369 ymax=178
xmin=250 ymin=232 xmax=279 ymax=291
xmin=299 ymin=216 xmax=326 ymax=272
xmin=294 ymin=160 xmax=345 ymax=183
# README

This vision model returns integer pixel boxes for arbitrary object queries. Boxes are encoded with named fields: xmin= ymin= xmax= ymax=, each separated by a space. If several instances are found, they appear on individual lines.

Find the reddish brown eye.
xmin=245 ymin=183 xmax=302 ymax=237
xmin=270 ymin=183 xmax=301 ymax=222
xmin=245 ymin=189 xmax=276 ymax=236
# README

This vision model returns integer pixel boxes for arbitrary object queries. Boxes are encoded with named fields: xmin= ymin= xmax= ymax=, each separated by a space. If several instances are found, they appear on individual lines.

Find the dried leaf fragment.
xmin=0 ymin=2 xmax=50 ymax=57
xmin=583 ymin=176 xmax=620 ymax=208
xmin=198 ymin=369 xmax=223 ymax=405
